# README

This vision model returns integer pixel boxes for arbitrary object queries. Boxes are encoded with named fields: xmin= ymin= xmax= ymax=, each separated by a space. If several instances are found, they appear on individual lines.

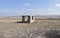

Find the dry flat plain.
xmin=0 ymin=17 xmax=60 ymax=38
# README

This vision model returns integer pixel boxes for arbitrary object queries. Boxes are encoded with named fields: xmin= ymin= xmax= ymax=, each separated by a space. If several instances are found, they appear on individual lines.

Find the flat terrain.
xmin=0 ymin=17 xmax=60 ymax=38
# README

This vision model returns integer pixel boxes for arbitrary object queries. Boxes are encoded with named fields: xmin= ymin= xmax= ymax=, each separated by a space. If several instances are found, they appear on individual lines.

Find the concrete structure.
xmin=22 ymin=15 xmax=35 ymax=23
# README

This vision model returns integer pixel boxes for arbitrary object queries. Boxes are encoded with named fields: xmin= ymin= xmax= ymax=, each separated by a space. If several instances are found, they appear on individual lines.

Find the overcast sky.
xmin=0 ymin=0 xmax=60 ymax=16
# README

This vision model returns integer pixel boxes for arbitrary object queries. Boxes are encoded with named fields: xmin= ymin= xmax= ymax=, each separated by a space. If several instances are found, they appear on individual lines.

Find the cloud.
xmin=48 ymin=8 xmax=52 ymax=11
xmin=48 ymin=8 xmax=56 ymax=11
xmin=56 ymin=4 xmax=60 ymax=7
xmin=24 ymin=3 xmax=31 ymax=6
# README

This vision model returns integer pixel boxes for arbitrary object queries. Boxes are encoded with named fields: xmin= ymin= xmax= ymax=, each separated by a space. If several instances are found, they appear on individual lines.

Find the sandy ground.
xmin=0 ymin=17 xmax=60 ymax=38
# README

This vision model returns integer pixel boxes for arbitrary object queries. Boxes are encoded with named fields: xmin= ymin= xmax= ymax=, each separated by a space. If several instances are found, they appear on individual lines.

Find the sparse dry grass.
xmin=0 ymin=17 xmax=60 ymax=38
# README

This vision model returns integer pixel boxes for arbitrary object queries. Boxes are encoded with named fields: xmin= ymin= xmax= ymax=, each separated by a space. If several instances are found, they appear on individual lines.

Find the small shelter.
xmin=22 ymin=15 xmax=35 ymax=23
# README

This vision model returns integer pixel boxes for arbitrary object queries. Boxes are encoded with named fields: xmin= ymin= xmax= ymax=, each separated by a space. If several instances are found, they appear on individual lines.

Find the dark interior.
xmin=32 ymin=16 xmax=33 ymax=20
